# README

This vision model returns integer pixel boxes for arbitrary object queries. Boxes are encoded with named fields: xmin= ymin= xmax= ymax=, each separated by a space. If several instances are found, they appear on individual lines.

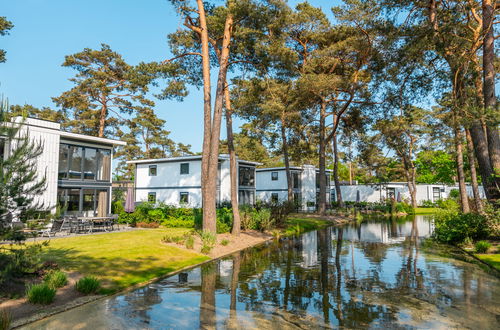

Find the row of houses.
xmin=3 ymin=118 xmax=485 ymax=216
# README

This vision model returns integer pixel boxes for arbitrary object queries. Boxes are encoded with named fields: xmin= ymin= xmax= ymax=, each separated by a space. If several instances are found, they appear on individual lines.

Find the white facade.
xmin=128 ymin=155 xmax=259 ymax=207
xmin=256 ymin=165 xmax=331 ymax=211
xmin=334 ymin=182 xmax=486 ymax=205
xmin=4 ymin=117 xmax=125 ymax=217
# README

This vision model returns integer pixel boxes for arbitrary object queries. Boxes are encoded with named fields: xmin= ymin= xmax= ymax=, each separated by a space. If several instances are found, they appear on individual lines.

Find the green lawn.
xmin=284 ymin=217 xmax=332 ymax=236
xmin=38 ymin=228 xmax=208 ymax=293
xmin=475 ymin=253 xmax=500 ymax=271
xmin=414 ymin=207 xmax=440 ymax=214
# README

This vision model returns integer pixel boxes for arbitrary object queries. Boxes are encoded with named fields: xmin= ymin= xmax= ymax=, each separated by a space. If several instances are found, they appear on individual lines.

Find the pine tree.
xmin=0 ymin=99 xmax=46 ymax=230
xmin=0 ymin=16 xmax=13 ymax=63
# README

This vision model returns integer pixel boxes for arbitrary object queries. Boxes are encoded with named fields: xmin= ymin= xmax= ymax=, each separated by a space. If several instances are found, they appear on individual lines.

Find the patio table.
xmin=77 ymin=217 xmax=116 ymax=233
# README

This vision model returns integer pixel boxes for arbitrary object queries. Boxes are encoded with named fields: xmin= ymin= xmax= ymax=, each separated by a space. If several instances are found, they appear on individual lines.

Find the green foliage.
xmin=26 ymin=283 xmax=56 ymax=305
xmin=0 ymin=16 xmax=13 ymax=63
xmin=220 ymin=239 xmax=230 ymax=246
xmin=474 ymin=241 xmax=492 ymax=254
xmin=415 ymin=150 xmax=456 ymax=184
xmin=111 ymin=200 xmax=124 ymax=214
xmin=448 ymin=189 xmax=460 ymax=199
xmin=44 ymin=270 xmax=67 ymax=289
xmin=0 ymin=242 xmax=48 ymax=286
xmin=0 ymin=309 xmax=11 ymax=330
xmin=215 ymin=208 xmax=233 ymax=233
xmin=420 ymin=200 xmax=437 ymax=208
xmin=185 ymin=235 xmax=195 ymax=249
xmin=433 ymin=211 xmax=492 ymax=244
xmin=200 ymin=231 xmax=216 ymax=255
xmin=75 ymin=276 xmax=100 ymax=295
xmin=240 ymin=206 xmax=273 ymax=231
xmin=436 ymin=198 xmax=459 ymax=211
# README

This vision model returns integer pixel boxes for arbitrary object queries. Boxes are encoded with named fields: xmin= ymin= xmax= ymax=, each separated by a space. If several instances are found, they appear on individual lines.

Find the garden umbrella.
xmin=356 ymin=190 xmax=360 ymax=203
xmin=124 ymin=187 xmax=135 ymax=213
xmin=397 ymin=191 xmax=402 ymax=202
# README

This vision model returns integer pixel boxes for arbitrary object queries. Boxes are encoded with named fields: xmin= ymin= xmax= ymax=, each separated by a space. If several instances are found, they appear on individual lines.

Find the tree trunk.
xmin=318 ymin=102 xmax=327 ymax=215
xmin=454 ymin=126 xmax=470 ymax=213
xmin=196 ymin=0 xmax=214 ymax=233
xmin=200 ymin=264 xmax=216 ymax=330
xmin=465 ymin=128 xmax=484 ymax=213
xmin=469 ymin=123 xmax=497 ymax=200
xmin=333 ymin=132 xmax=343 ymax=207
xmin=98 ymin=103 xmax=107 ymax=138
xmin=224 ymin=84 xmax=241 ymax=236
xmin=205 ymin=12 xmax=234 ymax=233
xmin=483 ymin=0 xmax=500 ymax=179
xmin=280 ymin=121 xmax=293 ymax=203
xmin=228 ymin=251 xmax=241 ymax=328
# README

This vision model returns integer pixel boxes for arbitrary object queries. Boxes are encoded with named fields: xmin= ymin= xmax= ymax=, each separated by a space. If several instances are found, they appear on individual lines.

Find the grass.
xmin=26 ymin=283 xmax=56 ymax=304
xmin=75 ymin=276 xmax=100 ymax=294
xmin=36 ymin=228 xmax=209 ymax=293
xmin=413 ymin=207 xmax=440 ymax=214
xmin=283 ymin=218 xmax=332 ymax=236
xmin=44 ymin=270 xmax=68 ymax=289
xmin=475 ymin=253 xmax=500 ymax=271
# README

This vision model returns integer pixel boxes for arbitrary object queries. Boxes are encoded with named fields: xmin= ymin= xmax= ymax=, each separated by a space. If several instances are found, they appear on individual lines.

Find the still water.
xmin=25 ymin=216 xmax=499 ymax=329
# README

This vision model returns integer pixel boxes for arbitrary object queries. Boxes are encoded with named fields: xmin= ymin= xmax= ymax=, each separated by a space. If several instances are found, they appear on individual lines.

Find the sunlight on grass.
xmin=36 ymin=228 xmax=209 ymax=293
xmin=475 ymin=254 xmax=500 ymax=271
xmin=414 ymin=207 xmax=439 ymax=214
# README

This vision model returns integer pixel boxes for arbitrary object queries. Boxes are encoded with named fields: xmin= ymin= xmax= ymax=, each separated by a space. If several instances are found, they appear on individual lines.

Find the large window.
xmin=271 ymin=172 xmax=278 ymax=181
xmin=238 ymin=166 xmax=255 ymax=187
xmin=180 ymin=163 xmax=189 ymax=175
xmin=58 ymin=188 xmax=110 ymax=216
xmin=59 ymin=143 xmax=111 ymax=182
xmin=238 ymin=190 xmax=254 ymax=205
xmin=433 ymin=187 xmax=441 ymax=201
xmin=292 ymin=172 xmax=300 ymax=189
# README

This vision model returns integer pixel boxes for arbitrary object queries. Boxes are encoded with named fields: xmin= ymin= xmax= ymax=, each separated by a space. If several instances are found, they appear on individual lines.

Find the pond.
xmin=24 ymin=215 xmax=499 ymax=329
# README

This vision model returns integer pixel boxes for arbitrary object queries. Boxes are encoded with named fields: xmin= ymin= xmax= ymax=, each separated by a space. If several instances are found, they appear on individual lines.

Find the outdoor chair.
xmin=39 ymin=220 xmax=62 ymax=238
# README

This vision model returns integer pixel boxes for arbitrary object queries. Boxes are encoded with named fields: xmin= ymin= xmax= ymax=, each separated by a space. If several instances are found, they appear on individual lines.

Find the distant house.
xmin=1 ymin=117 xmax=126 ymax=217
xmin=256 ymin=165 xmax=332 ymax=210
xmin=127 ymin=155 xmax=260 ymax=207
xmin=334 ymin=182 xmax=486 ymax=205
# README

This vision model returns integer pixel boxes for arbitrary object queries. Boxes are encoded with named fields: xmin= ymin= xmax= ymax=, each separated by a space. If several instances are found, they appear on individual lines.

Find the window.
xmin=83 ymin=148 xmax=97 ymax=180
xmin=238 ymin=190 xmax=255 ymax=205
xmin=0 ymin=137 xmax=6 ymax=160
xmin=57 ymin=188 xmax=110 ymax=216
xmin=180 ymin=163 xmax=189 ymax=175
xmin=180 ymin=192 xmax=189 ymax=204
xmin=149 ymin=165 xmax=157 ymax=176
xmin=433 ymin=187 xmax=441 ymax=201
xmin=82 ymin=189 xmax=96 ymax=212
xmin=58 ymin=144 xmax=70 ymax=179
xmin=96 ymin=149 xmax=111 ymax=181
xmin=387 ymin=188 xmax=396 ymax=200
xmin=239 ymin=166 xmax=255 ymax=187
xmin=271 ymin=193 xmax=279 ymax=203
xmin=68 ymin=146 xmax=83 ymax=179
xmin=292 ymin=172 xmax=300 ymax=189
xmin=271 ymin=172 xmax=278 ymax=181
xmin=148 ymin=192 xmax=156 ymax=203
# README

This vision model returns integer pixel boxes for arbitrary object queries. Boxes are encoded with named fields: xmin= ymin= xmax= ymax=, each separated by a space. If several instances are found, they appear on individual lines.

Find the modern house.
xmin=255 ymin=165 xmax=332 ymax=210
xmin=127 ymin=155 xmax=260 ymax=207
xmin=334 ymin=182 xmax=486 ymax=205
xmin=2 ymin=117 xmax=126 ymax=217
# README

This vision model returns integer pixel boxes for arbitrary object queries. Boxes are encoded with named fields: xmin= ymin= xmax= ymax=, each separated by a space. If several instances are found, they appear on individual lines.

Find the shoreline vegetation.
xmin=0 ymin=214 xmax=349 ymax=328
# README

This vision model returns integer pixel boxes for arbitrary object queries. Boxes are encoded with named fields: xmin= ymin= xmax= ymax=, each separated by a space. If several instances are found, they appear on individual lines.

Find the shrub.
xmin=26 ymin=283 xmax=56 ymax=304
xmin=220 ymin=239 xmax=230 ymax=246
xmin=185 ymin=235 xmax=195 ymax=249
xmin=136 ymin=222 xmax=159 ymax=228
xmin=436 ymin=199 xmax=459 ymax=211
xmin=449 ymin=189 xmax=460 ymax=199
xmin=474 ymin=241 xmax=492 ymax=253
xmin=420 ymin=200 xmax=436 ymax=208
xmin=200 ymin=231 xmax=216 ymax=254
xmin=75 ymin=276 xmax=100 ymax=294
xmin=216 ymin=208 xmax=233 ymax=233
xmin=433 ymin=211 xmax=491 ymax=244
xmin=0 ymin=241 xmax=48 ymax=286
xmin=44 ymin=270 xmax=67 ymax=289
xmin=0 ymin=309 xmax=11 ymax=330
xmin=111 ymin=200 xmax=124 ymax=214
xmin=269 ymin=202 xmax=295 ymax=228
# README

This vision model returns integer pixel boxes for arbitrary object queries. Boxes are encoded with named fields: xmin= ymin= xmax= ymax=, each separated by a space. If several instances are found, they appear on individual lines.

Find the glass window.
xmin=292 ymin=172 xmax=300 ymax=189
xmin=271 ymin=172 xmax=278 ymax=181
xmin=387 ymin=188 xmax=396 ymax=199
xmin=271 ymin=193 xmax=279 ymax=203
xmin=58 ymin=144 xmax=70 ymax=179
xmin=97 ymin=149 xmax=111 ymax=181
xmin=96 ymin=189 xmax=109 ymax=217
xmin=149 ymin=165 xmax=157 ymax=176
xmin=433 ymin=187 xmax=441 ymax=200
xmin=68 ymin=146 xmax=83 ymax=179
xmin=67 ymin=189 xmax=80 ymax=212
xmin=0 ymin=138 xmax=5 ymax=160
xmin=180 ymin=163 xmax=189 ymax=175
xmin=148 ymin=192 xmax=156 ymax=203
xmin=238 ymin=166 xmax=255 ymax=187
xmin=180 ymin=192 xmax=189 ymax=204
xmin=83 ymin=148 xmax=97 ymax=180
xmin=82 ymin=189 xmax=95 ymax=213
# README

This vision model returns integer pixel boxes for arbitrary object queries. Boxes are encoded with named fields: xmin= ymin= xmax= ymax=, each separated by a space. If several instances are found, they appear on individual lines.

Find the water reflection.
xmin=25 ymin=216 xmax=499 ymax=329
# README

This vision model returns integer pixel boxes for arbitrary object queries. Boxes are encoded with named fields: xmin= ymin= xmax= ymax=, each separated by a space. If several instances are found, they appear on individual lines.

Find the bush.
xmin=200 ymin=231 xmax=216 ymax=254
xmin=0 ymin=309 xmax=11 ymax=330
xmin=436 ymin=198 xmax=459 ymax=211
xmin=44 ymin=270 xmax=67 ymax=289
xmin=475 ymin=241 xmax=492 ymax=253
xmin=449 ymin=189 xmax=460 ymax=199
xmin=185 ymin=235 xmax=195 ymax=249
xmin=433 ymin=211 xmax=491 ymax=244
xmin=111 ymin=200 xmax=124 ymax=214
xmin=136 ymin=222 xmax=159 ymax=228
xmin=220 ymin=239 xmax=230 ymax=246
xmin=26 ymin=283 xmax=56 ymax=304
xmin=75 ymin=276 xmax=100 ymax=294
xmin=420 ymin=200 xmax=437 ymax=208
xmin=0 ymin=241 xmax=48 ymax=286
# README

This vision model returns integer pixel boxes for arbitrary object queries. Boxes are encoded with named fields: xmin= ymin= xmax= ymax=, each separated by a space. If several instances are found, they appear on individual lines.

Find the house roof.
xmin=59 ymin=131 xmax=126 ymax=146
xmin=126 ymin=154 xmax=261 ymax=166
xmin=257 ymin=166 xmax=333 ymax=173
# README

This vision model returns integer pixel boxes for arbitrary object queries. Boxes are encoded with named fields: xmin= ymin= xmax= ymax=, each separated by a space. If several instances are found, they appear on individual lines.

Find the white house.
xmin=334 ymin=182 xmax=486 ymax=205
xmin=127 ymin=155 xmax=260 ymax=207
xmin=255 ymin=165 xmax=332 ymax=210
xmin=1 ymin=117 xmax=126 ymax=217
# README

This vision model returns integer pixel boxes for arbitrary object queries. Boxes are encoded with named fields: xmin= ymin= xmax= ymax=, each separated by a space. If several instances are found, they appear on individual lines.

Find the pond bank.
xmin=5 ymin=215 xmax=347 ymax=329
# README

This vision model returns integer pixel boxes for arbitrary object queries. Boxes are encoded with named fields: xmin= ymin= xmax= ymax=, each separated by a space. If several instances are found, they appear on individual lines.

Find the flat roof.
xmin=59 ymin=131 xmax=126 ymax=146
xmin=127 ymin=154 xmax=261 ymax=166
xmin=257 ymin=166 xmax=332 ymax=173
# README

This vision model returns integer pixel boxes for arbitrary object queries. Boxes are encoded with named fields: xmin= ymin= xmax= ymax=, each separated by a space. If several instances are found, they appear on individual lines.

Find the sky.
xmin=0 ymin=0 xmax=341 ymax=152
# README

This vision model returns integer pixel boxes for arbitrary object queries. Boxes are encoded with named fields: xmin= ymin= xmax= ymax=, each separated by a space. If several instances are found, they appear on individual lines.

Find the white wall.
xmin=135 ymin=187 xmax=202 ymax=208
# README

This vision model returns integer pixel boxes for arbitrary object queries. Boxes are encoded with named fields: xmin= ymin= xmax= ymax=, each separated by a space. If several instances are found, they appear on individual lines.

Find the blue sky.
xmin=0 ymin=0 xmax=341 ymax=152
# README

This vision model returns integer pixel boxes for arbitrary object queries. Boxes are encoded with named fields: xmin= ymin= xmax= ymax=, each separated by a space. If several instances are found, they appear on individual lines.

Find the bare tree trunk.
xmin=196 ymin=0 xmax=214 ymax=233
xmin=454 ymin=126 xmax=470 ymax=213
xmin=333 ymin=132 xmax=343 ymax=207
xmin=318 ymin=102 xmax=327 ymax=215
xmin=483 ymin=0 xmax=500 ymax=178
xmin=281 ymin=121 xmax=293 ymax=203
xmin=98 ymin=103 xmax=107 ymax=138
xmin=228 ymin=251 xmax=241 ymax=327
xmin=466 ymin=128 xmax=484 ymax=213
xmin=224 ymin=84 xmax=241 ymax=236
xmin=200 ymin=264 xmax=216 ymax=330
xmin=469 ymin=123 xmax=497 ymax=200
xmin=205 ymin=12 xmax=234 ymax=233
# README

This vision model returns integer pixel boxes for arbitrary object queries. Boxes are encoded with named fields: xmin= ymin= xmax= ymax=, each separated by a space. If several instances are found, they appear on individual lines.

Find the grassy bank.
xmin=475 ymin=254 xmax=500 ymax=271
xmin=38 ymin=228 xmax=208 ymax=293
xmin=413 ymin=207 xmax=440 ymax=214
xmin=284 ymin=217 xmax=333 ymax=236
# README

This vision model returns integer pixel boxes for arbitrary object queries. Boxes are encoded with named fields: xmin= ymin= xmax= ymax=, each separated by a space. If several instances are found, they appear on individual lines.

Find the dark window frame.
xmin=271 ymin=193 xmax=279 ymax=203
xmin=148 ymin=192 xmax=157 ymax=203
xmin=149 ymin=165 xmax=157 ymax=176
xmin=180 ymin=192 xmax=189 ymax=204
xmin=59 ymin=143 xmax=112 ymax=182
xmin=271 ymin=172 xmax=278 ymax=181
xmin=180 ymin=163 xmax=189 ymax=175
xmin=432 ymin=187 xmax=441 ymax=200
